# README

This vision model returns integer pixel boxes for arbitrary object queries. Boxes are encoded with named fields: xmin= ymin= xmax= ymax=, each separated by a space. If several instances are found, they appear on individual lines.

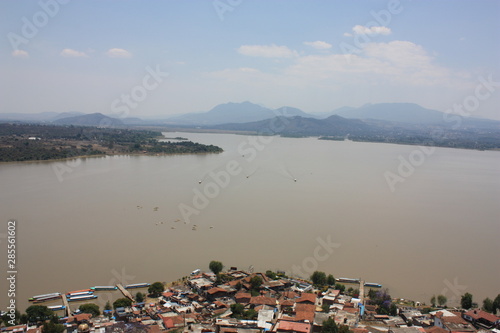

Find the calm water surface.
xmin=1 ymin=132 xmax=499 ymax=311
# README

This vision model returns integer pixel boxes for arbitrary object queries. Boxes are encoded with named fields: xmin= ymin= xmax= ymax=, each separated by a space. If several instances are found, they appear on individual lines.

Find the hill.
xmin=211 ymin=114 xmax=373 ymax=137
xmin=53 ymin=113 xmax=124 ymax=127
xmin=167 ymin=101 xmax=312 ymax=125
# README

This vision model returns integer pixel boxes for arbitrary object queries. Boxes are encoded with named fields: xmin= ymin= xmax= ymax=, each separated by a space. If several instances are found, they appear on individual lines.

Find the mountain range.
xmin=1 ymin=101 xmax=499 ymax=130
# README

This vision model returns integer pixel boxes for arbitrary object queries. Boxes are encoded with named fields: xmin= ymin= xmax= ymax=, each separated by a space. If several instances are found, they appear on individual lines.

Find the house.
xmin=296 ymin=293 xmax=317 ymax=305
xmin=463 ymin=309 xmax=500 ymax=329
xmin=388 ymin=328 xmax=426 ymax=333
xmin=235 ymin=292 xmax=252 ymax=304
xmin=250 ymin=296 xmax=277 ymax=308
xmin=433 ymin=312 xmax=476 ymax=333
xmin=312 ymin=312 xmax=331 ymax=333
xmin=207 ymin=287 xmax=230 ymax=300
xmin=425 ymin=326 xmax=450 ymax=333
xmin=2 ymin=325 xmax=27 ymax=333
xmin=276 ymin=320 xmax=312 ymax=333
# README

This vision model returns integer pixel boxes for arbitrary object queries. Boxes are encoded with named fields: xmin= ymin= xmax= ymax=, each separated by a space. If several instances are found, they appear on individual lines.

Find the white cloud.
xmin=343 ymin=32 xmax=353 ymax=37
xmin=105 ymin=48 xmax=132 ymax=58
xmin=304 ymin=41 xmax=332 ymax=50
xmin=60 ymin=48 xmax=88 ymax=58
xmin=351 ymin=25 xmax=391 ymax=35
xmin=12 ymin=50 xmax=29 ymax=58
xmin=238 ymin=44 xmax=298 ymax=58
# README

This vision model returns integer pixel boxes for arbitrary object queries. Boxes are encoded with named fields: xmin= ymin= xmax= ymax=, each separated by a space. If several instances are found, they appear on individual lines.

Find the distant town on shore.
xmin=2 ymin=263 xmax=499 ymax=333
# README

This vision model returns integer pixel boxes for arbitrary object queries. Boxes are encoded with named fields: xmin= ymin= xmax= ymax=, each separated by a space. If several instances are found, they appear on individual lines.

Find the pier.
xmin=116 ymin=284 xmax=134 ymax=301
xmin=359 ymin=280 xmax=365 ymax=304
xmin=61 ymin=294 xmax=71 ymax=317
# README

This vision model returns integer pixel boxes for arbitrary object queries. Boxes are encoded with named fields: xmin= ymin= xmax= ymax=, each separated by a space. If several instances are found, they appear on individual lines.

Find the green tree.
xmin=347 ymin=287 xmax=354 ymax=295
xmin=244 ymin=309 xmax=258 ymax=320
xmin=327 ymin=274 xmax=336 ymax=286
xmin=430 ymin=295 xmax=436 ymax=307
xmin=148 ymin=282 xmax=165 ymax=297
xmin=266 ymin=270 xmax=277 ymax=280
xmin=352 ymin=289 xmax=360 ymax=298
xmin=2 ymin=310 xmax=21 ymax=326
xmin=209 ymin=260 xmax=224 ymax=275
xmin=368 ymin=289 xmax=377 ymax=299
xmin=104 ymin=301 xmax=112 ymax=311
xmin=335 ymin=283 xmax=345 ymax=292
xmin=461 ymin=293 xmax=473 ymax=310
xmin=79 ymin=303 xmax=100 ymax=317
xmin=230 ymin=303 xmax=245 ymax=317
xmin=322 ymin=317 xmax=338 ymax=333
xmin=113 ymin=298 xmax=132 ymax=309
xmin=437 ymin=295 xmax=447 ymax=307
xmin=483 ymin=298 xmax=494 ymax=313
xmin=311 ymin=271 xmax=327 ymax=286
xmin=42 ymin=321 xmax=65 ymax=333
xmin=136 ymin=292 xmax=145 ymax=303
xmin=493 ymin=294 xmax=500 ymax=314
xmin=25 ymin=305 xmax=54 ymax=323
xmin=322 ymin=303 xmax=330 ymax=312
xmin=250 ymin=275 xmax=263 ymax=290
xmin=338 ymin=325 xmax=352 ymax=333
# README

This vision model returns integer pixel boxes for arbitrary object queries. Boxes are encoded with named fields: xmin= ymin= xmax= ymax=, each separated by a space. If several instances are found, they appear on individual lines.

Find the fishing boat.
xmin=67 ymin=294 xmax=98 ymax=302
xmin=91 ymin=286 xmax=117 ymax=291
xmin=48 ymin=305 xmax=66 ymax=311
xmin=66 ymin=289 xmax=92 ymax=294
xmin=364 ymin=282 xmax=382 ymax=288
xmin=336 ymin=277 xmax=360 ymax=284
xmin=29 ymin=293 xmax=61 ymax=301
xmin=124 ymin=283 xmax=150 ymax=289
xmin=30 ymin=294 xmax=62 ymax=303
xmin=67 ymin=291 xmax=94 ymax=297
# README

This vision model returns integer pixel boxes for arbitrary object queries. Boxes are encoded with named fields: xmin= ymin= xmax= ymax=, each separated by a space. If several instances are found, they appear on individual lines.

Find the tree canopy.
xmin=79 ymin=303 xmax=100 ymax=317
xmin=209 ymin=261 xmax=224 ymax=275
xmin=461 ymin=293 xmax=473 ymax=310
xmin=25 ymin=305 xmax=54 ymax=323
xmin=148 ymin=282 xmax=165 ymax=297
xmin=113 ymin=298 xmax=133 ymax=309
xmin=311 ymin=271 xmax=327 ymax=286
xmin=321 ymin=318 xmax=338 ymax=333
xmin=437 ymin=295 xmax=447 ymax=307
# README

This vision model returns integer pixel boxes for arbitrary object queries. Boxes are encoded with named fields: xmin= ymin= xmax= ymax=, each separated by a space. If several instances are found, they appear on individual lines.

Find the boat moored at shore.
xmin=124 ymin=283 xmax=150 ymax=289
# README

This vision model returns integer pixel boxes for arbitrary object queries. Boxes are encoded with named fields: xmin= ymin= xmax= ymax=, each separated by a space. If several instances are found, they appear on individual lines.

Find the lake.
xmin=1 ymin=132 xmax=499 ymax=312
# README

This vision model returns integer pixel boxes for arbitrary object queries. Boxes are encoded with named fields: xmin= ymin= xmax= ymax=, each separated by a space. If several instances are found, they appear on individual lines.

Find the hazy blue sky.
xmin=1 ymin=0 xmax=499 ymax=120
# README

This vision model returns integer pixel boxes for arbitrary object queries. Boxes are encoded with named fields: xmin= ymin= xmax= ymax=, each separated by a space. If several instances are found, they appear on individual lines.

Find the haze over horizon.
xmin=1 ymin=1 xmax=499 ymax=120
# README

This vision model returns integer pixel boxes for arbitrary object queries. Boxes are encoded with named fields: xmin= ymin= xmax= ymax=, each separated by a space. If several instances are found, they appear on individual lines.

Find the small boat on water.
xmin=66 ymin=289 xmax=92 ymax=294
xmin=336 ymin=277 xmax=360 ymax=284
xmin=48 ymin=305 xmax=66 ymax=311
xmin=124 ymin=283 xmax=150 ymax=289
xmin=364 ymin=282 xmax=382 ymax=288
xmin=29 ymin=292 xmax=61 ymax=301
xmin=67 ymin=291 xmax=94 ymax=297
xmin=91 ymin=286 xmax=117 ymax=291
xmin=67 ymin=294 xmax=98 ymax=302
xmin=30 ymin=294 xmax=62 ymax=303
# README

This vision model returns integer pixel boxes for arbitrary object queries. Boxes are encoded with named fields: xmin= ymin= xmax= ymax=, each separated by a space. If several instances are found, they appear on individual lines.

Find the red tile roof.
xmin=277 ymin=320 xmax=312 ymax=333
xmin=250 ymin=296 xmax=277 ymax=306
xmin=296 ymin=293 xmax=317 ymax=304
xmin=464 ymin=309 xmax=500 ymax=323
xmin=207 ymin=287 xmax=227 ymax=295
xmin=295 ymin=303 xmax=316 ymax=313
xmin=425 ymin=327 xmax=449 ymax=333
xmin=280 ymin=299 xmax=296 ymax=307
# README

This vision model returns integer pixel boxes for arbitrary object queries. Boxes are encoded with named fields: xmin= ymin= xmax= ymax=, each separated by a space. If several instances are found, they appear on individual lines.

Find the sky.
xmin=1 ymin=0 xmax=499 ymax=120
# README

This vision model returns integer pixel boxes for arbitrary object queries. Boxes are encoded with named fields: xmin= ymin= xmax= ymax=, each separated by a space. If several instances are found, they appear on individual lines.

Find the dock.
xmin=359 ymin=280 xmax=365 ymax=304
xmin=116 ymin=284 xmax=134 ymax=301
xmin=61 ymin=294 xmax=71 ymax=317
